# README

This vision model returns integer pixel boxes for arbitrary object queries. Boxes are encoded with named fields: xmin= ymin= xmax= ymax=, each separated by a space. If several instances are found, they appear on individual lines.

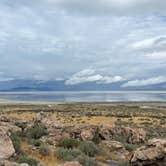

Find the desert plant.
xmin=77 ymin=155 xmax=97 ymax=166
xmin=59 ymin=138 xmax=80 ymax=149
xmin=78 ymin=141 xmax=100 ymax=157
xmin=55 ymin=147 xmax=82 ymax=161
xmin=26 ymin=122 xmax=48 ymax=139
xmin=17 ymin=155 xmax=38 ymax=165
xmin=10 ymin=132 xmax=23 ymax=154
xmin=39 ymin=144 xmax=50 ymax=156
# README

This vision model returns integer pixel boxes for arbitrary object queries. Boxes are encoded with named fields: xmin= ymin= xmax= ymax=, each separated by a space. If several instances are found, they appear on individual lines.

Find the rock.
xmin=0 ymin=121 xmax=21 ymax=134
xmin=59 ymin=161 xmax=82 ymax=166
xmin=80 ymin=129 xmax=94 ymax=141
xmin=37 ymin=162 xmax=47 ymax=166
xmin=100 ymin=140 xmax=125 ymax=151
xmin=100 ymin=140 xmax=129 ymax=161
xmin=0 ymin=129 xmax=15 ymax=160
xmin=35 ymin=112 xmax=47 ymax=121
xmin=128 ymin=128 xmax=146 ymax=144
xmin=69 ymin=125 xmax=97 ymax=140
xmin=0 ymin=160 xmax=29 ymax=166
xmin=130 ymin=138 xmax=166 ymax=166
xmin=99 ymin=125 xmax=146 ymax=144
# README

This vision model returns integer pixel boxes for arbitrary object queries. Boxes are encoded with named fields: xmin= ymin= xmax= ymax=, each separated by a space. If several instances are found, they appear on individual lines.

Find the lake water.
xmin=0 ymin=91 xmax=166 ymax=102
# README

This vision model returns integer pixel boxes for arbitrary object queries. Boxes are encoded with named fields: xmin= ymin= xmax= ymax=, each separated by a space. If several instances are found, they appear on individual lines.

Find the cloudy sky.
xmin=0 ymin=0 xmax=166 ymax=87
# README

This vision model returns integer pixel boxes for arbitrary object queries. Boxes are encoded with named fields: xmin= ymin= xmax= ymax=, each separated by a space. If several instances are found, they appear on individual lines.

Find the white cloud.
xmin=122 ymin=76 xmax=166 ymax=87
xmin=65 ymin=69 xmax=125 ymax=85
xmin=130 ymin=36 xmax=166 ymax=50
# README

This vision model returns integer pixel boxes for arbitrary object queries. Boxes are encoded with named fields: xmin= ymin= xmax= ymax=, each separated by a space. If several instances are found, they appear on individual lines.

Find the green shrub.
xmin=39 ymin=144 xmax=50 ymax=156
xmin=92 ymin=129 xmax=101 ymax=144
xmin=118 ymin=162 xmax=131 ymax=166
xmin=26 ymin=122 xmax=48 ymax=139
xmin=10 ymin=132 xmax=22 ymax=154
xmin=59 ymin=138 xmax=80 ymax=149
xmin=78 ymin=141 xmax=99 ymax=157
xmin=77 ymin=155 xmax=97 ymax=166
xmin=124 ymin=143 xmax=141 ymax=152
xmin=55 ymin=147 xmax=82 ymax=161
xmin=15 ymin=122 xmax=27 ymax=131
xmin=18 ymin=155 xmax=38 ymax=166
xmin=31 ymin=139 xmax=42 ymax=147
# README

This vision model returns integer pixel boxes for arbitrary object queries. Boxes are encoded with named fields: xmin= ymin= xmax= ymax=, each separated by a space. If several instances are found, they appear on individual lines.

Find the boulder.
xmin=80 ymin=129 xmax=94 ymax=141
xmin=100 ymin=140 xmax=129 ymax=161
xmin=0 ymin=121 xmax=21 ymax=134
xmin=130 ymin=138 xmax=166 ymax=166
xmin=0 ymin=160 xmax=29 ymax=166
xmin=59 ymin=161 xmax=82 ymax=166
xmin=0 ymin=129 xmax=15 ymax=160
xmin=99 ymin=125 xmax=146 ymax=144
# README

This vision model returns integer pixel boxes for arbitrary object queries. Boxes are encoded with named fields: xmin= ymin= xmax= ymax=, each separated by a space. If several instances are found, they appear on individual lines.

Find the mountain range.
xmin=0 ymin=79 xmax=165 ymax=91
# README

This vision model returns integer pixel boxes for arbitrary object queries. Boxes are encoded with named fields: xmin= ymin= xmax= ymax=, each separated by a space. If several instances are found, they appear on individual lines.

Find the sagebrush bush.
xmin=39 ymin=144 xmax=50 ymax=156
xmin=10 ymin=132 xmax=23 ymax=154
xmin=55 ymin=147 xmax=82 ymax=161
xmin=59 ymin=138 xmax=80 ymax=149
xmin=26 ymin=122 xmax=48 ymax=139
xmin=78 ymin=141 xmax=100 ymax=157
xmin=18 ymin=155 xmax=38 ymax=166
xmin=77 ymin=155 xmax=97 ymax=166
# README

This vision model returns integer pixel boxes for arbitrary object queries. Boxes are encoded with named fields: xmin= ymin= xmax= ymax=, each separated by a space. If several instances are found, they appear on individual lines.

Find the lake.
xmin=0 ymin=91 xmax=166 ymax=102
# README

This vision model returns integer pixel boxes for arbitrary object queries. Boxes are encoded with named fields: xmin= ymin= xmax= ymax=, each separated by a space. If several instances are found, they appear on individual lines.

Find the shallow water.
xmin=0 ymin=91 xmax=166 ymax=102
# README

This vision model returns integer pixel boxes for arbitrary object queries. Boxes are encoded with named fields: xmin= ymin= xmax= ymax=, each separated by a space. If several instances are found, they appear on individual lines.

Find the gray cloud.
xmin=50 ymin=0 xmax=166 ymax=15
xmin=0 ymin=0 xmax=166 ymax=88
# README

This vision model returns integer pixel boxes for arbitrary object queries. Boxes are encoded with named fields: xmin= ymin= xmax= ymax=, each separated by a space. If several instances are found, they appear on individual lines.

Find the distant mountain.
xmin=0 ymin=79 xmax=165 ymax=91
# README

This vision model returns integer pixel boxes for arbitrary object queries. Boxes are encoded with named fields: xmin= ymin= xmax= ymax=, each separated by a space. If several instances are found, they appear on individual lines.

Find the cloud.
xmin=122 ymin=76 xmax=166 ymax=87
xmin=65 ymin=69 xmax=125 ymax=85
xmin=145 ymin=51 xmax=166 ymax=59
xmin=0 ymin=0 xmax=166 ymax=88
xmin=130 ymin=36 xmax=166 ymax=51
xmin=50 ymin=0 xmax=166 ymax=15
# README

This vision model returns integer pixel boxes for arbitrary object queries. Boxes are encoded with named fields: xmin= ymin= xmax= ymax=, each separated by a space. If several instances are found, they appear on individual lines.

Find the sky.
xmin=0 ymin=0 xmax=166 ymax=87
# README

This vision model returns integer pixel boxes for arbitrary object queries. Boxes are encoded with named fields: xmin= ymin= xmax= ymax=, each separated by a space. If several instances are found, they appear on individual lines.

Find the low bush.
xmin=39 ymin=144 xmax=50 ymax=156
xmin=78 ymin=141 xmax=100 ymax=157
xmin=10 ymin=132 xmax=23 ymax=154
xmin=59 ymin=138 xmax=80 ymax=149
xmin=17 ymin=155 xmax=38 ymax=166
xmin=55 ymin=147 xmax=82 ymax=161
xmin=26 ymin=122 xmax=48 ymax=139
xmin=77 ymin=155 xmax=97 ymax=166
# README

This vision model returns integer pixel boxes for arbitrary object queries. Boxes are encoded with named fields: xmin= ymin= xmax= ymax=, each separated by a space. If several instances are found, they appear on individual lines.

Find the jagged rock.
xmin=0 ymin=160 xmax=29 ymax=166
xmin=100 ymin=140 xmax=129 ymax=161
xmin=99 ymin=125 xmax=146 ymax=144
xmin=0 ymin=129 xmax=15 ymax=160
xmin=130 ymin=138 xmax=166 ymax=166
xmin=80 ymin=129 xmax=94 ymax=141
xmin=69 ymin=125 xmax=97 ymax=139
xmin=59 ymin=161 xmax=82 ymax=166
xmin=0 ymin=121 xmax=21 ymax=134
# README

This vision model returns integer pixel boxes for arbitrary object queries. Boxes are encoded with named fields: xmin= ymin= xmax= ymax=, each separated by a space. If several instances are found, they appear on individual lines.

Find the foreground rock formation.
xmin=0 ymin=128 xmax=15 ymax=160
xmin=130 ymin=138 xmax=166 ymax=166
xmin=0 ymin=111 xmax=165 ymax=166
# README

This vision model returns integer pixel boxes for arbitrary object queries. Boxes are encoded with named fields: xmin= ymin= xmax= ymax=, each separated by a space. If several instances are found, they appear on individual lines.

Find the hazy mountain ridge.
xmin=0 ymin=79 xmax=165 ymax=91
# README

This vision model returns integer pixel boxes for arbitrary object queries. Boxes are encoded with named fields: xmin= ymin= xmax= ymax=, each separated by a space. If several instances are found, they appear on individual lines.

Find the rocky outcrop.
xmin=0 ymin=129 xmax=15 ymax=160
xmin=130 ymin=138 xmax=166 ymax=166
xmin=99 ymin=125 xmax=146 ymax=144
xmin=0 ymin=121 xmax=21 ymax=134
xmin=100 ymin=140 xmax=129 ymax=161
